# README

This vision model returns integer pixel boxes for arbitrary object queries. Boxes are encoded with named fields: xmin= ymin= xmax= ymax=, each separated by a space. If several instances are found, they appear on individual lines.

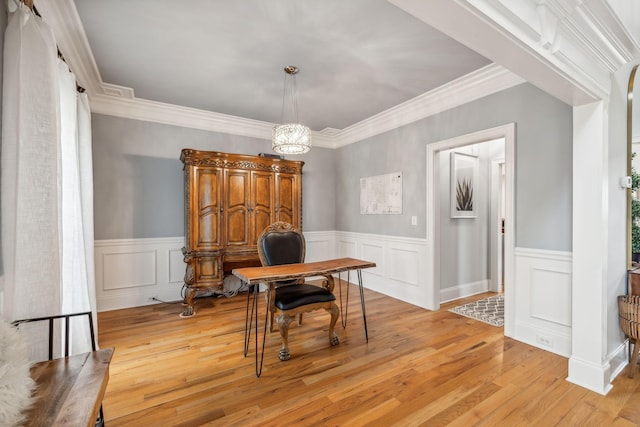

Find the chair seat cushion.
xmin=274 ymin=284 xmax=336 ymax=310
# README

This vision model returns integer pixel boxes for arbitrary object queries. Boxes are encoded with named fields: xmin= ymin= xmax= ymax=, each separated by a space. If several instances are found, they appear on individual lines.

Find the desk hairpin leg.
xmin=338 ymin=271 xmax=350 ymax=328
xmin=243 ymin=283 xmax=269 ymax=377
xmin=243 ymin=284 xmax=255 ymax=357
xmin=337 ymin=269 xmax=369 ymax=343
xmin=357 ymin=269 xmax=369 ymax=342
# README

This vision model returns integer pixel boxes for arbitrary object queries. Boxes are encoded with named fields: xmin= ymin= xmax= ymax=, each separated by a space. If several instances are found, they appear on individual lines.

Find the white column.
xmin=568 ymin=100 xmax=612 ymax=395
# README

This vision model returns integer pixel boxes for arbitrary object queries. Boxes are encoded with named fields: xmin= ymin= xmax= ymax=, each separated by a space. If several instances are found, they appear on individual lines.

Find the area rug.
xmin=448 ymin=294 xmax=504 ymax=327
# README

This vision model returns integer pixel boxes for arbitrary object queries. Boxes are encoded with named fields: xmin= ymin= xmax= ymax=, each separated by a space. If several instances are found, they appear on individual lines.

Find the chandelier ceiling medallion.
xmin=272 ymin=65 xmax=312 ymax=155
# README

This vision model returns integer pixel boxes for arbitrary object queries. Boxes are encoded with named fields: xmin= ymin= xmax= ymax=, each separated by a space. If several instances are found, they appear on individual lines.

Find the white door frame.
xmin=426 ymin=123 xmax=515 ymax=337
xmin=490 ymin=158 xmax=505 ymax=293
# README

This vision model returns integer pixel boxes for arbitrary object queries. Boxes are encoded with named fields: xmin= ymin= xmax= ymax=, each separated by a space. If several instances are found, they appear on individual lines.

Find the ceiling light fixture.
xmin=272 ymin=66 xmax=311 ymax=155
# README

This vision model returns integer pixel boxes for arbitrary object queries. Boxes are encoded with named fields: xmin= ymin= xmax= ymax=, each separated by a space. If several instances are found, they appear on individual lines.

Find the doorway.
xmin=425 ymin=123 xmax=515 ymax=337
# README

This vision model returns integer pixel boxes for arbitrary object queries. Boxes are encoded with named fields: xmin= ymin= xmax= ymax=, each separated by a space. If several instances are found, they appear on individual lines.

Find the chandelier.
xmin=272 ymin=66 xmax=312 ymax=155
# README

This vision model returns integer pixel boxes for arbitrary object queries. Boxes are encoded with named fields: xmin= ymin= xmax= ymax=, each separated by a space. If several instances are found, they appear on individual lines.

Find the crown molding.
xmin=89 ymin=94 xmax=337 ymax=148
xmin=89 ymin=64 xmax=522 ymax=149
xmin=334 ymin=63 xmax=524 ymax=147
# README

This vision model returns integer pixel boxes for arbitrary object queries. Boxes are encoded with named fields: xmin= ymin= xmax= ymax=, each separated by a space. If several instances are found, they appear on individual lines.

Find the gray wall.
xmin=91 ymin=114 xmax=335 ymax=239
xmin=92 ymin=83 xmax=572 ymax=253
xmin=334 ymin=83 xmax=573 ymax=252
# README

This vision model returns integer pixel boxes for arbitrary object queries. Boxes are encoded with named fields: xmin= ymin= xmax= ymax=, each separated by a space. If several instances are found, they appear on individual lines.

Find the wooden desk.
xmin=233 ymin=257 xmax=376 ymax=376
xmin=24 ymin=348 xmax=114 ymax=427
xmin=232 ymin=257 xmax=376 ymax=285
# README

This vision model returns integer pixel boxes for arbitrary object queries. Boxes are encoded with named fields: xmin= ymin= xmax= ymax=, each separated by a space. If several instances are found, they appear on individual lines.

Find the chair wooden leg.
xmin=327 ymin=303 xmax=340 ymax=346
xmin=269 ymin=312 xmax=275 ymax=333
xmin=276 ymin=314 xmax=294 ymax=361
xmin=631 ymin=339 xmax=640 ymax=378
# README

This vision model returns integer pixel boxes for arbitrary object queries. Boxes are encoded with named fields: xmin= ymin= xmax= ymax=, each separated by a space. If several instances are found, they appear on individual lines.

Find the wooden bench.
xmin=23 ymin=348 xmax=114 ymax=426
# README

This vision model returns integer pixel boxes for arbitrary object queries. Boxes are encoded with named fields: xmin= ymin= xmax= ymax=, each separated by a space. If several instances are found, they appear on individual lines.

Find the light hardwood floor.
xmin=98 ymin=282 xmax=640 ymax=426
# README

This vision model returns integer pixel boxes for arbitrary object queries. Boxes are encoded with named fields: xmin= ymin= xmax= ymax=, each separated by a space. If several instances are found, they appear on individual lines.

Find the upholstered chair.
xmin=257 ymin=222 xmax=339 ymax=361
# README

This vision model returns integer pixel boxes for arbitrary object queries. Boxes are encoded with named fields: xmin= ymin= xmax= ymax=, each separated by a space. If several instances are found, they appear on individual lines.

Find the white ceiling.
xmin=72 ymin=0 xmax=491 ymax=132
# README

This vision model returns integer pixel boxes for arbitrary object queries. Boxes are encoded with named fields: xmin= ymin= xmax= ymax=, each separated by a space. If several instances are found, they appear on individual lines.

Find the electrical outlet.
xmin=411 ymin=216 xmax=417 ymax=226
xmin=536 ymin=334 xmax=553 ymax=347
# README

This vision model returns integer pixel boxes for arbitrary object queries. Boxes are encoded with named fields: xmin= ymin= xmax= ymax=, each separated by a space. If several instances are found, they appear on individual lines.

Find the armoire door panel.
xmin=253 ymin=210 xmax=272 ymax=244
xmin=225 ymin=170 xmax=250 ymax=246
xmin=277 ymin=211 xmax=294 ymax=225
xmin=226 ymin=171 xmax=250 ymax=209
xmin=276 ymin=173 xmax=298 ymax=226
xmin=251 ymin=171 xmax=274 ymax=242
xmin=226 ymin=210 xmax=249 ymax=246
xmin=194 ymin=168 xmax=222 ymax=249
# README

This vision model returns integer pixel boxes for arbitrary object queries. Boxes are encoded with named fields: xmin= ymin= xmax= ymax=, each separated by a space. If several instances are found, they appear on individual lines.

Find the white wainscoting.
xmin=513 ymin=247 xmax=573 ymax=357
xmin=304 ymin=230 xmax=337 ymax=262
xmin=95 ymin=237 xmax=185 ymax=311
xmin=94 ymin=232 xmax=429 ymax=312
xmin=333 ymin=231 xmax=429 ymax=307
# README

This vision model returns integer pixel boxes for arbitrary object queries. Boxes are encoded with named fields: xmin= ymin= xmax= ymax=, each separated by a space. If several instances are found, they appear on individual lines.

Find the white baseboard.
xmin=440 ymin=280 xmax=490 ymax=303
xmin=567 ymin=356 xmax=613 ymax=395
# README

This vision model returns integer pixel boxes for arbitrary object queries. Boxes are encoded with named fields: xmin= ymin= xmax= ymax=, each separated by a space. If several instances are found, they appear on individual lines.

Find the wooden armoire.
xmin=180 ymin=149 xmax=304 ymax=316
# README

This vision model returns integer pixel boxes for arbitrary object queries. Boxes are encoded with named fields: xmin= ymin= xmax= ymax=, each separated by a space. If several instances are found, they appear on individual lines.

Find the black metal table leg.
xmin=337 ymin=269 xmax=368 ymax=342
xmin=243 ymin=283 xmax=254 ymax=357
xmin=243 ymin=283 xmax=270 ymax=377
xmin=338 ymin=271 xmax=351 ymax=328
xmin=357 ymin=269 xmax=369 ymax=342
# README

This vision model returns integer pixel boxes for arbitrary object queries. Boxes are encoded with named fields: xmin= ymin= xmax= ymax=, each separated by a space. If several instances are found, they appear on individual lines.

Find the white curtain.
xmin=1 ymin=5 xmax=97 ymax=360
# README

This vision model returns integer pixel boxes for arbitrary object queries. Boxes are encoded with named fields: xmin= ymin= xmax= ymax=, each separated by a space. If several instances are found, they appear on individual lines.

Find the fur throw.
xmin=0 ymin=319 xmax=35 ymax=426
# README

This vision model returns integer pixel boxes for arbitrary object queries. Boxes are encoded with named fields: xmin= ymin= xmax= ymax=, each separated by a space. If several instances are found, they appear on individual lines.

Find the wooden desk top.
xmin=232 ymin=257 xmax=376 ymax=284
xmin=24 ymin=347 xmax=114 ymax=427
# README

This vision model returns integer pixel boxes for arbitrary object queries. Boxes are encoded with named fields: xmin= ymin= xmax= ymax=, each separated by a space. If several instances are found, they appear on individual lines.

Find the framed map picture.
xmin=360 ymin=172 xmax=402 ymax=214
xmin=451 ymin=152 xmax=478 ymax=218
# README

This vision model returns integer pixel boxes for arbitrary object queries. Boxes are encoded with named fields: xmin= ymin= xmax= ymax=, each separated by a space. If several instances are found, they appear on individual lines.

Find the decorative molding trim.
xmin=100 ymin=83 xmax=134 ymax=99
xmin=94 ymin=237 xmax=185 ymax=311
xmin=514 ymin=246 xmax=573 ymax=358
xmin=458 ymin=0 xmax=640 ymax=99
xmin=303 ymin=230 xmax=337 ymax=263
xmin=93 ymin=232 xmax=432 ymax=311
xmin=514 ymin=247 xmax=573 ymax=262
xmin=335 ymin=64 xmax=524 ymax=147
xmin=334 ymin=231 xmax=429 ymax=308
xmin=94 ymin=236 xmax=184 ymax=248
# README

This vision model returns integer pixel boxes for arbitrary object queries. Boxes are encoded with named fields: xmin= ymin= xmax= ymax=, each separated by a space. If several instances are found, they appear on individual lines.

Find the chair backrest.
xmin=257 ymin=222 xmax=305 ymax=267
